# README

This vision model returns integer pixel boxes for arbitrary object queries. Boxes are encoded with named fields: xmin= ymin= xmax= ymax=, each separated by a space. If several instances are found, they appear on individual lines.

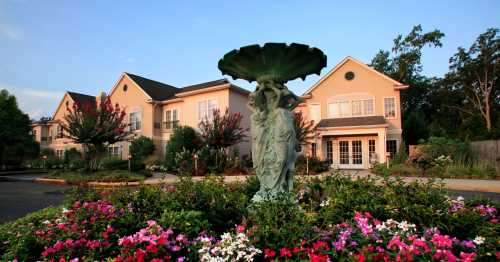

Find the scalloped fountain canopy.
xmin=218 ymin=43 xmax=327 ymax=84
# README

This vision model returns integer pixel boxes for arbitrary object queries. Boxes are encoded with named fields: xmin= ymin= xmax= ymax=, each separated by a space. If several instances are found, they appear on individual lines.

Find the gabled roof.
xmin=180 ymin=79 xmax=229 ymax=93
xmin=303 ymin=56 xmax=408 ymax=95
xmin=125 ymin=73 xmax=180 ymax=101
xmin=317 ymin=116 xmax=387 ymax=128
xmin=67 ymin=91 xmax=96 ymax=106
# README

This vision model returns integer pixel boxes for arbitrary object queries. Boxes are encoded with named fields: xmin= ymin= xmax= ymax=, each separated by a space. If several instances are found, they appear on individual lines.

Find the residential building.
xmin=32 ymin=56 xmax=406 ymax=170
xmin=31 ymin=73 xmax=251 ymax=159
xmin=295 ymin=56 xmax=408 ymax=169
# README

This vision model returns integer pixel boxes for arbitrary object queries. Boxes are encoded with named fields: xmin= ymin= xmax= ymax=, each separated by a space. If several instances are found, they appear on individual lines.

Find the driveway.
xmin=0 ymin=173 xmax=69 ymax=224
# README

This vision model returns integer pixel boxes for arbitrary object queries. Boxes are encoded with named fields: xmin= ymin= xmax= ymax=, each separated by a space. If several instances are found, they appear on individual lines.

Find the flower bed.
xmin=45 ymin=170 xmax=150 ymax=185
xmin=1 ymin=174 xmax=498 ymax=261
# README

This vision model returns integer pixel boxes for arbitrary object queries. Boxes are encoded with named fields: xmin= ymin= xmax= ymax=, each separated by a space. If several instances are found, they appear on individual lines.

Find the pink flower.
xmin=431 ymin=234 xmax=453 ymax=249
xmin=236 ymin=225 xmax=246 ymax=233
xmin=459 ymin=252 xmax=476 ymax=262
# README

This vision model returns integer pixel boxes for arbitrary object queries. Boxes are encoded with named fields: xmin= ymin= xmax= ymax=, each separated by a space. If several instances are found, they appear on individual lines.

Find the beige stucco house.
xmin=31 ymin=73 xmax=251 ymax=159
xmin=32 ymin=56 xmax=405 ymax=169
xmin=295 ymin=56 xmax=408 ymax=169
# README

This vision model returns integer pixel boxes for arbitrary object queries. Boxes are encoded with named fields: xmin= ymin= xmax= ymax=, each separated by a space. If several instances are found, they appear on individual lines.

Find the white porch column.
xmin=316 ymin=134 xmax=324 ymax=160
xmin=377 ymin=130 xmax=387 ymax=163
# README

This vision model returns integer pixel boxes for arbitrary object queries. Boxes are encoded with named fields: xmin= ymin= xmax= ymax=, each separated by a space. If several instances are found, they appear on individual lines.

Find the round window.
xmin=345 ymin=71 xmax=355 ymax=81
xmin=123 ymin=84 xmax=128 ymax=91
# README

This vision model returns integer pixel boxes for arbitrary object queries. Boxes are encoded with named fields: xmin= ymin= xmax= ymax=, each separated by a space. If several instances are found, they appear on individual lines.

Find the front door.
xmin=338 ymin=139 xmax=363 ymax=169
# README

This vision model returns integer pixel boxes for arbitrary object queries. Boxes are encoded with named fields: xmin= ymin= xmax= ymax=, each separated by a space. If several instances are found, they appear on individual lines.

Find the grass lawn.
xmin=372 ymin=163 xmax=500 ymax=180
xmin=45 ymin=170 xmax=149 ymax=184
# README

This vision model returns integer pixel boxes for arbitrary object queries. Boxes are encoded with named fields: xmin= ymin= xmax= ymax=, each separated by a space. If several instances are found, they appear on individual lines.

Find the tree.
xmin=130 ymin=136 xmax=156 ymax=160
xmin=446 ymin=28 xmax=499 ymax=132
xmin=370 ymin=25 xmax=445 ymax=144
xmin=62 ymin=96 xmax=128 ymax=170
xmin=198 ymin=108 xmax=247 ymax=168
xmin=0 ymin=90 xmax=37 ymax=169
xmin=293 ymin=111 xmax=314 ymax=151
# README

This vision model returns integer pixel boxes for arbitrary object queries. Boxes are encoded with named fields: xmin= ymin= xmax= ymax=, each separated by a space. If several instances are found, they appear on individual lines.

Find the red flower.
xmin=264 ymin=248 xmax=276 ymax=258
xmin=280 ymin=247 xmax=292 ymax=257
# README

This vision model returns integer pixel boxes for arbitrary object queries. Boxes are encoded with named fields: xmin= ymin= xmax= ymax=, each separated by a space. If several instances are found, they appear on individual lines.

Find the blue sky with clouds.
xmin=0 ymin=0 xmax=498 ymax=119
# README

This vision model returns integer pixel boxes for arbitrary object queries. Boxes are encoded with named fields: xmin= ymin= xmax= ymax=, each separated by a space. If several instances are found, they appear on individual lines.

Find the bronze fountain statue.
xmin=218 ymin=43 xmax=327 ymax=201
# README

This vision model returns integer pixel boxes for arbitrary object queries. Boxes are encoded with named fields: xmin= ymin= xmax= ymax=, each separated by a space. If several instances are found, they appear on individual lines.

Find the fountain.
xmin=218 ymin=43 xmax=327 ymax=201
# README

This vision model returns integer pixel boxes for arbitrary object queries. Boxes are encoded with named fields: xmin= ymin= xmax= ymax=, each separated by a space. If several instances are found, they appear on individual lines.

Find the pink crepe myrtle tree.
xmin=62 ymin=96 xmax=129 ymax=170
xmin=198 ymin=108 xmax=247 ymax=169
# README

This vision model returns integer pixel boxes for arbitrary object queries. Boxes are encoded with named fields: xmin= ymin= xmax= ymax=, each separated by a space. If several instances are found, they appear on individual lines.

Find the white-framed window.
xmin=328 ymin=101 xmax=350 ymax=118
xmin=384 ymin=97 xmax=396 ymax=118
xmin=55 ymin=125 xmax=64 ymax=138
xmin=311 ymin=143 xmax=317 ymax=158
xmin=386 ymin=140 xmax=397 ymax=159
xmin=107 ymin=146 xmax=121 ymax=158
xmin=130 ymin=111 xmax=142 ymax=131
xmin=309 ymin=104 xmax=321 ymax=124
xmin=56 ymin=149 xmax=64 ymax=159
xmin=198 ymin=99 xmax=218 ymax=121
xmin=165 ymin=109 xmax=179 ymax=129
xmin=329 ymin=99 xmax=374 ymax=118
xmin=363 ymin=99 xmax=374 ymax=115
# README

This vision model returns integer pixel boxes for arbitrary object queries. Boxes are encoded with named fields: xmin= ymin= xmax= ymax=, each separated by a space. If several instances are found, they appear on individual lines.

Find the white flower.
xmin=473 ymin=236 xmax=485 ymax=245
xmin=320 ymin=198 xmax=331 ymax=207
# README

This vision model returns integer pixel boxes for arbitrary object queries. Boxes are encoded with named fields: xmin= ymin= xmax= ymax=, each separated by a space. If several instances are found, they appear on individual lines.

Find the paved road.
xmin=0 ymin=174 xmax=69 ymax=224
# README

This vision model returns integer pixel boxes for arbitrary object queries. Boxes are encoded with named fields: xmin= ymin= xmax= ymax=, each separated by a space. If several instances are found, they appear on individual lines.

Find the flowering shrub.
xmin=198 ymin=226 xmax=261 ymax=262
xmin=36 ymin=200 xmax=129 ymax=261
xmin=2 ymin=174 xmax=499 ymax=261
xmin=116 ymin=220 xmax=196 ymax=262
xmin=432 ymin=155 xmax=453 ymax=167
xmin=261 ymin=212 xmax=499 ymax=261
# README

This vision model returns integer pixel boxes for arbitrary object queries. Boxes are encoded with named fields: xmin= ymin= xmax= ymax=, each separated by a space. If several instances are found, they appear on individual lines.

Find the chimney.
xmin=97 ymin=91 xmax=107 ymax=107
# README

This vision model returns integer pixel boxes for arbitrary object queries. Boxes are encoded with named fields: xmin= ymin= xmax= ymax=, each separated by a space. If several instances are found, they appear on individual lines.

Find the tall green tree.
xmin=0 ymin=90 xmax=38 ymax=169
xmin=446 ymin=28 xmax=499 ymax=133
xmin=62 ymin=96 xmax=129 ymax=170
xmin=370 ymin=25 xmax=445 ymax=144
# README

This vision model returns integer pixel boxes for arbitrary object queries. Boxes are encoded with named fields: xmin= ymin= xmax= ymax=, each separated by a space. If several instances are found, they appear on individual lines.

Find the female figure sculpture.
xmin=218 ymin=43 xmax=326 ymax=201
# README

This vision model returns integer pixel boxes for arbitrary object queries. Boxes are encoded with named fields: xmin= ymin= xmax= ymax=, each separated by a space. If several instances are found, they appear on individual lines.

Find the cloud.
xmin=0 ymin=23 xmax=19 ymax=40
xmin=1 ymin=83 xmax=63 ymax=119
xmin=119 ymin=55 xmax=135 ymax=64
xmin=21 ymin=89 xmax=64 ymax=99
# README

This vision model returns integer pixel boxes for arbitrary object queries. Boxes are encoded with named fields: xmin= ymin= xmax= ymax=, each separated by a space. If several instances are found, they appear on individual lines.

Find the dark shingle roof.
xmin=126 ymin=73 xmax=180 ymax=100
xmin=180 ymin=79 xmax=229 ymax=93
xmin=67 ymin=91 xmax=96 ymax=107
xmin=317 ymin=116 xmax=386 ymax=128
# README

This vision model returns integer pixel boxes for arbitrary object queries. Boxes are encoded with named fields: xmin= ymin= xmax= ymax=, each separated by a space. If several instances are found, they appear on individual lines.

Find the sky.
xmin=0 ymin=0 xmax=499 ymax=120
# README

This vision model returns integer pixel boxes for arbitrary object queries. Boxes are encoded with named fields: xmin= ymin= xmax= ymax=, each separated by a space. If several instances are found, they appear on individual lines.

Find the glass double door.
xmin=338 ymin=139 xmax=363 ymax=169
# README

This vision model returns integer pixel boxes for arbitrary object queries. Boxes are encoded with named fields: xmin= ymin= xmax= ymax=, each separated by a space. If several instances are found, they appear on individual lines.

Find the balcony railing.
xmin=162 ymin=121 xmax=179 ymax=131
xmin=41 ymin=136 xmax=52 ymax=142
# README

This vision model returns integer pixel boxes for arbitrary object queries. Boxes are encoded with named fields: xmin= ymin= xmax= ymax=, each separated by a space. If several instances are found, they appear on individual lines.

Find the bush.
xmin=40 ymin=148 xmax=55 ymax=157
xmin=295 ymin=155 xmax=328 ymax=175
xmin=165 ymin=126 xmax=202 ymax=170
xmin=99 ymin=156 xmax=128 ymax=170
xmin=130 ymin=136 xmax=155 ymax=160
xmin=0 ymin=207 xmax=60 ymax=261
xmin=247 ymin=193 xmax=311 ymax=250
xmin=159 ymin=210 xmax=211 ymax=237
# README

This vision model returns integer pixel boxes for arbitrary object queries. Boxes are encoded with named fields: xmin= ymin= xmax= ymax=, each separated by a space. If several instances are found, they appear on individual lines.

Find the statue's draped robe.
xmin=250 ymin=82 xmax=299 ymax=201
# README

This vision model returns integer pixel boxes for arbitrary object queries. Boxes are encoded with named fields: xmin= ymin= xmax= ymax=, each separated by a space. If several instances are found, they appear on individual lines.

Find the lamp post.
xmin=193 ymin=153 xmax=199 ymax=176
xmin=127 ymin=155 xmax=132 ymax=173
xmin=386 ymin=152 xmax=391 ymax=168
xmin=306 ymin=152 xmax=309 ymax=175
